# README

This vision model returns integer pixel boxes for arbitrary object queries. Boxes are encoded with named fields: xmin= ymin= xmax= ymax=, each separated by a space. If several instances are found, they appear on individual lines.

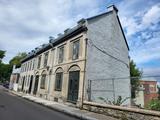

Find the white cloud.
xmin=117 ymin=1 xmax=160 ymax=76
xmin=142 ymin=3 xmax=160 ymax=26
xmin=0 ymin=0 xmax=102 ymax=63
xmin=0 ymin=34 xmax=47 ymax=63
xmin=120 ymin=3 xmax=160 ymax=37
xmin=130 ymin=34 xmax=160 ymax=64
xmin=120 ymin=17 xmax=140 ymax=36
xmin=143 ymin=67 xmax=160 ymax=76
xmin=119 ymin=2 xmax=160 ymax=61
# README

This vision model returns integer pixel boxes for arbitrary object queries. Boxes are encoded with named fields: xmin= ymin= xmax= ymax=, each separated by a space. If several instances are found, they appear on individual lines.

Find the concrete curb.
xmin=10 ymin=91 xmax=97 ymax=120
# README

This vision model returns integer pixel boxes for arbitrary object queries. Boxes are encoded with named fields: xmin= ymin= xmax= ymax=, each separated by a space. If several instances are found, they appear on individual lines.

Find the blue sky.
xmin=0 ymin=0 xmax=160 ymax=78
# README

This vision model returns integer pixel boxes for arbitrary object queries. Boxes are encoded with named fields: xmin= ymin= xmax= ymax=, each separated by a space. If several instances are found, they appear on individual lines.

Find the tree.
xmin=9 ymin=52 xmax=27 ymax=68
xmin=0 ymin=51 xmax=27 ymax=83
xmin=130 ymin=60 xmax=142 ymax=98
xmin=0 ymin=50 xmax=11 ymax=83
xmin=0 ymin=50 xmax=6 ymax=63
xmin=0 ymin=63 xmax=12 ymax=83
xmin=158 ymin=86 xmax=160 ymax=100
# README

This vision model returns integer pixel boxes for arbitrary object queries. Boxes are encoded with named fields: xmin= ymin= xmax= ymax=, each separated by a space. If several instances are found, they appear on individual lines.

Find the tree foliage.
xmin=130 ymin=60 xmax=142 ymax=98
xmin=147 ymin=99 xmax=160 ymax=111
xmin=0 ymin=50 xmax=6 ymax=63
xmin=0 ymin=50 xmax=11 ymax=82
xmin=158 ymin=86 xmax=160 ymax=100
xmin=0 ymin=50 xmax=27 ymax=83
xmin=9 ymin=52 xmax=27 ymax=68
xmin=0 ymin=63 xmax=12 ymax=83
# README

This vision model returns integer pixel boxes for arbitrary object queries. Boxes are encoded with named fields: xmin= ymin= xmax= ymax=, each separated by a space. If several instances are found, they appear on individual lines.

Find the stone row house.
xmin=17 ymin=5 xmax=131 ymax=107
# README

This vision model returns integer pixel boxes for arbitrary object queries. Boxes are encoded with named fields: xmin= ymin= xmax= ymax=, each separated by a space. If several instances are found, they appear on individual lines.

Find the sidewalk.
xmin=10 ymin=91 xmax=118 ymax=120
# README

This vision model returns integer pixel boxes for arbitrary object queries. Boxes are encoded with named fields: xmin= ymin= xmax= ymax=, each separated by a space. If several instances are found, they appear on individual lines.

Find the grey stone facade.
xmin=85 ymin=7 xmax=131 ymax=105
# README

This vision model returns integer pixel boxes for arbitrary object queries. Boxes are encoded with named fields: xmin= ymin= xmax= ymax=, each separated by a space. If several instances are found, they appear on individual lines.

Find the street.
xmin=0 ymin=86 xmax=79 ymax=120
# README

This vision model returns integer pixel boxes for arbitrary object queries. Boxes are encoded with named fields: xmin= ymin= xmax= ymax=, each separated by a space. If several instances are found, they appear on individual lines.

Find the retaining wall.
xmin=83 ymin=101 xmax=160 ymax=120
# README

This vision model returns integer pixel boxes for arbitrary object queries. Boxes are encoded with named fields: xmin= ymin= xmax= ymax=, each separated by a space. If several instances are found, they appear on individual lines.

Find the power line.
xmin=89 ymin=75 xmax=160 ymax=81
xmin=88 ymin=39 xmax=129 ymax=68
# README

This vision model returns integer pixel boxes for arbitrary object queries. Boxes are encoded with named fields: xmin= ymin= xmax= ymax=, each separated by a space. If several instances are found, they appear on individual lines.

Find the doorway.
xmin=28 ymin=75 xmax=33 ymax=94
xmin=21 ymin=77 xmax=25 ymax=91
xmin=67 ymin=71 xmax=80 ymax=103
xmin=33 ymin=75 xmax=39 ymax=95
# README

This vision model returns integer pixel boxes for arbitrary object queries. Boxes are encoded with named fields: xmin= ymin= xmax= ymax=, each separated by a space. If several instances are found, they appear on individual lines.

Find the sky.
xmin=0 ymin=0 xmax=160 ymax=79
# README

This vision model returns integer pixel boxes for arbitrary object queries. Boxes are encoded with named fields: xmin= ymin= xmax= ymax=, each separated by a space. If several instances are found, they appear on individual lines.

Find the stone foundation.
xmin=83 ymin=101 xmax=160 ymax=120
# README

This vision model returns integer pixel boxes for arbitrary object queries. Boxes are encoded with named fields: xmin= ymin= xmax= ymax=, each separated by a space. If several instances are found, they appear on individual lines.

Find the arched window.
xmin=68 ymin=65 xmax=80 ymax=72
xmin=55 ymin=67 xmax=63 ymax=91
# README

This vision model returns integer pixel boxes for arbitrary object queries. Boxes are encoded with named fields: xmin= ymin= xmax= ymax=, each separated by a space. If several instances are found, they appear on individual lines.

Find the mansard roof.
xmin=21 ymin=23 xmax=87 ymax=63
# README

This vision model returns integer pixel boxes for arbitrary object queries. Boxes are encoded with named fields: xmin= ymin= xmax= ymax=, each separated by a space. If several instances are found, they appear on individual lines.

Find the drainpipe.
xmin=81 ymin=37 xmax=88 ymax=109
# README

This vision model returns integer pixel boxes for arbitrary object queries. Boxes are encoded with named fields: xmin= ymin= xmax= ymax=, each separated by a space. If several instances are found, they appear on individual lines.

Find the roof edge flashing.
xmin=107 ymin=4 xmax=118 ymax=13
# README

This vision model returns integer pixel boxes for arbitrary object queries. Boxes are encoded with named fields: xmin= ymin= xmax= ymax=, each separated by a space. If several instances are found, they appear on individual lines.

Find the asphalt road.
xmin=0 ymin=86 xmax=80 ymax=120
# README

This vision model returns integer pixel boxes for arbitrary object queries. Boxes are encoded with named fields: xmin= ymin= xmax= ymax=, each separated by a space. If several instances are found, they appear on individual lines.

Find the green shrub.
xmin=147 ymin=99 xmax=160 ymax=111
